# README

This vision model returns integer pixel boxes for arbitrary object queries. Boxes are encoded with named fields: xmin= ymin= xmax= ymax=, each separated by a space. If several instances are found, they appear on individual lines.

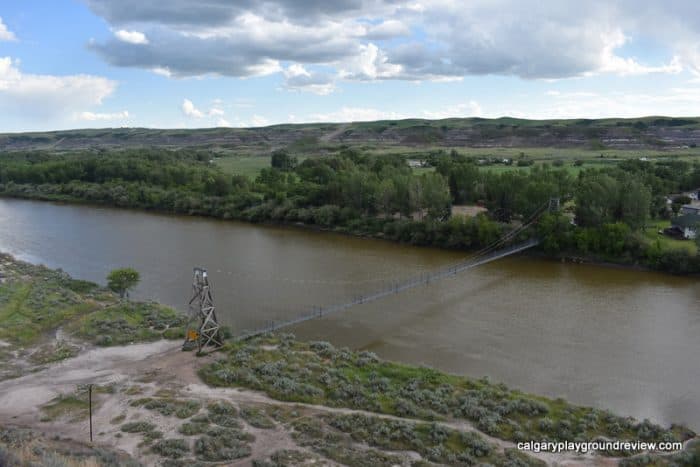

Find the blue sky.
xmin=1 ymin=0 xmax=700 ymax=132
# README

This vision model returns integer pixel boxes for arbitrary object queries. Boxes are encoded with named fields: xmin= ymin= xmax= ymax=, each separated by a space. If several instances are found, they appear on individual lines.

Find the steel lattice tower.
xmin=183 ymin=267 xmax=223 ymax=352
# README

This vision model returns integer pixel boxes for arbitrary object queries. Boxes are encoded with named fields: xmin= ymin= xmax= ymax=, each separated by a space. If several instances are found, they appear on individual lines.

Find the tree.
xmin=421 ymin=173 xmax=452 ymax=220
xmin=575 ymin=174 xmax=618 ymax=227
xmin=107 ymin=268 xmax=140 ymax=299
xmin=618 ymin=179 xmax=652 ymax=230
xmin=270 ymin=149 xmax=297 ymax=171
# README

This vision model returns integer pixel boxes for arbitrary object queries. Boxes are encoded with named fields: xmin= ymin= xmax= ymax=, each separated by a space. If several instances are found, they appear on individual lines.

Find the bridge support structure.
xmin=548 ymin=197 xmax=561 ymax=212
xmin=183 ymin=267 xmax=223 ymax=353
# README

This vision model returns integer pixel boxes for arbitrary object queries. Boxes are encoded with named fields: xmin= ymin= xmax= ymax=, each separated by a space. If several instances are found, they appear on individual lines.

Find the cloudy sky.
xmin=2 ymin=0 xmax=700 ymax=132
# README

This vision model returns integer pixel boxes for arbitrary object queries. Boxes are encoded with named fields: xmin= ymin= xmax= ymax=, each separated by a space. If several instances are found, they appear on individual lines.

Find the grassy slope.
xmin=200 ymin=335 xmax=695 ymax=456
xmin=0 ymin=253 xmax=185 ymax=379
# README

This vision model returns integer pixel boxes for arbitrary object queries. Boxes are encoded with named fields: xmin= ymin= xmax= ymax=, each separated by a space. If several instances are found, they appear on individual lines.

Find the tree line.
xmin=1 ymin=148 xmax=699 ymax=273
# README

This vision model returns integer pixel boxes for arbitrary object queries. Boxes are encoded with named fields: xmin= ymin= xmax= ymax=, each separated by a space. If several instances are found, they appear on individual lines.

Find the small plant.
xmin=151 ymin=438 xmax=190 ymax=459
xmin=179 ymin=421 xmax=209 ymax=436
xmin=207 ymin=401 xmax=239 ymax=428
xmin=120 ymin=421 xmax=156 ymax=433
xmin=194 ymin=426 xmax=253 ymax=462
xmin=240 ymin=406 xmax=275 ymax=429
xmin=132 ymin=398 xmax=200 ymax=419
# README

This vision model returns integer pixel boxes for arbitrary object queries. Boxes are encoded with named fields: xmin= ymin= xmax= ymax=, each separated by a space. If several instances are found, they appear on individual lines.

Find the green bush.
xmin=120 ymin=421 xmax=156 ymax=433
xmin=194 ymin=427 xmax=253 ymax=462
xmin=151 ymin=438 xmax=190 ymax=459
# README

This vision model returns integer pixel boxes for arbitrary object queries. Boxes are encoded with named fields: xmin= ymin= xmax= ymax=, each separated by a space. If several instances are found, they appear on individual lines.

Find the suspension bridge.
xmin=225 ymin=198 xmax=558 ymax=341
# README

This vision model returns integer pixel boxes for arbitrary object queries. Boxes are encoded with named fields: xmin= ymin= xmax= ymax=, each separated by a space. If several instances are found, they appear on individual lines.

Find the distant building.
xmin=671 ymin=214 xmax=700 ymax=240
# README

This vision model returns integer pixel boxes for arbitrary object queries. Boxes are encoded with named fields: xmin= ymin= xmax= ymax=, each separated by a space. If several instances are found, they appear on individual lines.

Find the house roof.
xmin=672 ymin=214 xmax=700 ymax=228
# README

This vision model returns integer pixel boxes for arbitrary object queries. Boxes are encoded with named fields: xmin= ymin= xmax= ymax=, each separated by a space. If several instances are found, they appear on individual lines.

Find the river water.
xmin=1 ymin=197 xmax=698 ymax=429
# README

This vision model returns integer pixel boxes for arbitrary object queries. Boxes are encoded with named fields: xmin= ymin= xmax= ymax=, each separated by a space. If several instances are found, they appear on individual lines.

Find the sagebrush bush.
xmin=151 ymin=438 xmax=190 ymax=459
xmin=194 ymin=427 xmax=253 ymax=462
xmin=120 ymin=421 xmax=156 ymax=433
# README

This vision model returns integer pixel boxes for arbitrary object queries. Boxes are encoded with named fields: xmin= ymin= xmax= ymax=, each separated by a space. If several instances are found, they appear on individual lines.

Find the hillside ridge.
xmin=2 ymin=116 xmax=700 ymax=151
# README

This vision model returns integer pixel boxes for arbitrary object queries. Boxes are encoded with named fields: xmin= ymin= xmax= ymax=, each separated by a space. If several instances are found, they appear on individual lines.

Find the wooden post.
xmin=88 ymin=384 xmax=93 ymax=443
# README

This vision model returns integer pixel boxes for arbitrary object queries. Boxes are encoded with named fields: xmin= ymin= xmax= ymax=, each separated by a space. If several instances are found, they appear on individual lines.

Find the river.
xmin=1 ymin=197 xmax=698 ymax=429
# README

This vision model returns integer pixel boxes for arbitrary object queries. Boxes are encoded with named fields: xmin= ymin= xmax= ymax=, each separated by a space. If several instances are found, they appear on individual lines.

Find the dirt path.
xmin=320 ymin=123 xmax=350 ymax=142
xmin=0 ymin=341 xmax=621 ymax=466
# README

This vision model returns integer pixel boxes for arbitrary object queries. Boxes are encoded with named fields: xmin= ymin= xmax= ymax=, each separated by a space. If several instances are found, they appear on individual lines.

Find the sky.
xmin=2 ymin=0 xmax=700 ymax=132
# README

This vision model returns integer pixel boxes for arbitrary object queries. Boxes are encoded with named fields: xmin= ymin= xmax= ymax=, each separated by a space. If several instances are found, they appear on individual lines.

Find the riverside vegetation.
xmin=1 ymin=146 xmax=699 ymax=274
xmin=0 ymin=253 xmax=186 ymax=379
xmin=0 ymin=255 xmax=698 ymax=465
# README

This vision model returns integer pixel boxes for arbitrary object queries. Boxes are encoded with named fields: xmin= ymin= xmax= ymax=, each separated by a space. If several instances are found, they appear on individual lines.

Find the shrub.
xmin=240 ymin=406 xmax=275 ymax=429
xmin=120 ymin=421 xmax=156 ymax=433
xmin=309 ymin=341 xmax=335 ymax=358
xmin=151 ymin=438 xmax=190 ymax=459
xmin=207 ymin=401 xmax=241 ymax=428
xmin=179 ymin=422 xmax=209 ymax=436
xmin=194 ymin=427 xmax=253 ymax=462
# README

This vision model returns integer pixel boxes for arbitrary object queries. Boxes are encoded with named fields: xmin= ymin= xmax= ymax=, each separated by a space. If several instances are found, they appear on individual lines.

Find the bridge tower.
xmin=548 ymin=197 xmax=561 ymax=212
xmin=183 ymin=267 xmax=223 ymax=353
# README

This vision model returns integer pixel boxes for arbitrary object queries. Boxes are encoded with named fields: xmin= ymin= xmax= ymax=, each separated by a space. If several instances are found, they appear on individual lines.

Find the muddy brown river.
xmin=1 ymin=198 xmax=698 ymax=429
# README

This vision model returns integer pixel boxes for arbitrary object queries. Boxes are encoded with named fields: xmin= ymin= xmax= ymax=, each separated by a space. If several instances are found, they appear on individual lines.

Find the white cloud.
xmin=340 ymin=43 xmax=403 ymax=80
xmin=596 ymin=30 xmax=682 ymax=76
xmin=114 ymin=29 xmax=149 ymax=44
xmin=78 ymin=110 xmax=130 ymax=121
xmin=181 ymin=98 xmax=204 ymax=118
xmin=216 ymin=117 xmax=231 ymax=127
xmin=362 ymin=20 xmax=410 ymax=40
xmin=490 ymin=86 xmax=700 ymax=120
xmin=282 ymin=64 xmax=335 ymax=95
xmin=421 ymin=101 xmax=482 ymax=119
xmin=0 ymin=56 xmax=116 ymax=122
xmin=182 ymin=98 xmax=232 ymax=122
xmin=251 ymin=115 xmax=269 ymax=126
xmin=151 ymin=66 xmax=172 ymax=77
xmin=86 ymin=0 xmax=700 ymax=82
xmin=309 ymin=106 xmax=407 ymax=122
xmin=0 ymin=17 xmax=16 ymax=41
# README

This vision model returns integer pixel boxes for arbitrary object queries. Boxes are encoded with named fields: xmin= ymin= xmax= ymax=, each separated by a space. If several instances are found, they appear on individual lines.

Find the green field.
xmin=369 ymin=145 xmax=700 ymax=161
xmin=641 ymin=220 xmax=697 ymax=255
xmin=213 ymin=155 xmax=272 ymax=178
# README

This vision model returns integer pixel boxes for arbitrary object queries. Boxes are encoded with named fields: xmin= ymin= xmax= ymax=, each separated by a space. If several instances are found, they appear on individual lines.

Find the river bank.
xmin=1 ymin=191 xmax=696 ymax=278
xmin=1 ymin=253 xmax=698 ymax=466
xmin=2 ymin=196 xmax=699 ymax=431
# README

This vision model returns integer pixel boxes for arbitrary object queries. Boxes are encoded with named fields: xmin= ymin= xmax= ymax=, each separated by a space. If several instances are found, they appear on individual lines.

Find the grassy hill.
xmin=2 ymin=116 xmax=700 ymax=152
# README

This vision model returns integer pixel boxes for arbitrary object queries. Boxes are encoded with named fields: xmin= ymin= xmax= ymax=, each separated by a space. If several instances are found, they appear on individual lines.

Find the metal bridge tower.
xmin=548 ymin=197 xmax=561 ymax=212
xmin=183 ymin=267 xmax=223 ymax=352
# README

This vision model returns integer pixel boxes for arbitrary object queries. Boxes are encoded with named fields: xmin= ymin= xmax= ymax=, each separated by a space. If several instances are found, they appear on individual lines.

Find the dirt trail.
xmin=0 ymin=340 xmax=620 ymax=466
xmin=320 ymin=123 xmax=350 ymax=142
